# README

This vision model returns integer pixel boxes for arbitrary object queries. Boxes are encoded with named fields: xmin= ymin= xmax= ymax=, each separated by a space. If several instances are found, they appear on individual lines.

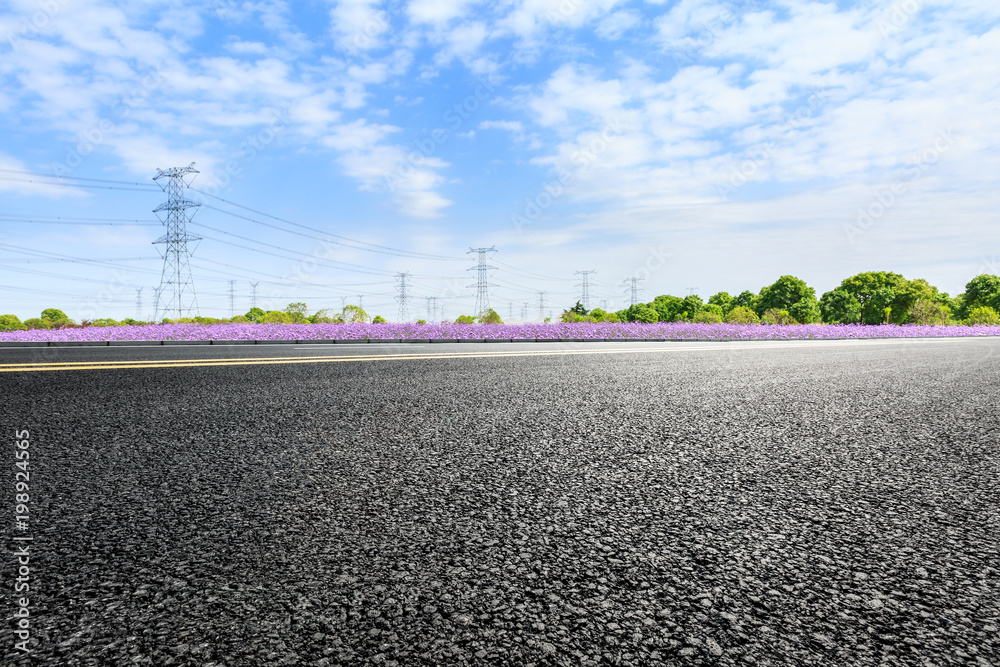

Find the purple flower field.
xmin=2 ymin=322 xmax=999 ymax=342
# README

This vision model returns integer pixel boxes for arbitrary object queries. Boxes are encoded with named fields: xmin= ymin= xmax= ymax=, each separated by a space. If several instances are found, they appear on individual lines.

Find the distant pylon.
xmin=575 ymin=270 xmax=596 ymax=310
xmin=152 ymin=163 xmax=201 ymax=320
xmin=249 ymin=281 xmax=259 ymax=309
xmin=395 ymin=273 xmax=411 ymax=321
xmin=228 ymin=280 xmax=237 ymax=318
xmin=521 ymin=302 xmax=528 ymax=320
xmin=357 ymin=294 xmax=364 ymax=311
xmin=135 ymin=288 xmax=143 ymax=320
xmin=537 ymin=291 xmax=547 ymax=320
xmin=151 ymin=287 xmax=160 ymax=321
xmin=426 ymin=296 xmax=437 ymax=320
xmin=686 ymin=287 xmax=700 ymax=296
xmin=624 ymin=277 xmax=642 ymax=306
xmin=467 ymin=246 xmax=497 ymax=315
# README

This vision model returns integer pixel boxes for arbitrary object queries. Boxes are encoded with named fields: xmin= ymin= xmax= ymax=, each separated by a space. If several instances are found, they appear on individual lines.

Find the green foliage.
xmin=245 ymin=307 xmax=266 ymax=323
xmin=734 ymin=290 xmax=759 ymax=312
xmin=229 ymin=315 xmax=250 ymax=323
xmin=569 ymin=301 xmax=588 ymax=316
xmin=263 ymin=311 xmax=292 ymax=324
xmin=416 ymin=319 xmax=427 ymax=324
xmin=561 ymin=310 xmax=583 ymax=323
xmin=819 ymin=289 xmax=861 ymax=324
xmin=477 ymin=308 xmax=503 ymax=324
xmin=694 ymin=310 xmax=722 ymax=323
xmin=909 ymin=299 xmax=950 ymax=326
xmin=631 ymin=304 xmax=659 ymax=323
xmin=309 ymin=309 xmax=336 ymax=324
xmin=372 ymin=315 xmax=387 ymax=323
xmin=0 ymin=314 xmax=25 ymax=331
xmin=119 ymin=318 xmax=144 ymax=326
xmin=758 ymin=275 xmax=819 ymax=323
xmin=341 ymin=305 xmax=370 ymax=323
xmin=707 ymin=292 xmax=734 ymax=314
xmin=838 ymin=271 xmax=907 ymax=325
xmin=91 ymin=318 xmax=119 ymax=327
xmin=724 ymin=305 xmax=760 ymax=324
xmin=651 ymin=295 xmax=684 ymax=322
xmin=455 ymin=315 xmax=475 ymax=324
xmin=41 ymin=308 xmax=69 ymax=323
xmin=284 ymin=302 xmax=308 ymax=316
xmin=681 ymin=295 xmax=703 ymax=321
xmin=23 ymin=318 xmax=51 ymax=329
xmin=761 ymin=308 xmax=795 ymax=325
xmin=964 ymin=306 xmax=1000 ymax=326
xmin=962 ymin=274 xmax=1000 ymax=316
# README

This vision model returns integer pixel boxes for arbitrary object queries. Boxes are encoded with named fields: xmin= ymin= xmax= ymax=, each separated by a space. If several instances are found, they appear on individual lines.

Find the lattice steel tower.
xmin=395 ymin=272 xmax=412 ymax=322
xmin=575 ymin=270 xmax=596 ymax=310
xmin=537 ymin=291 xmax=548 ymax=320
xmin=134 ymin=288 xmax=143 ymax=320
xmin=467 ymin=246 xmax=497 ymax=315
xmin=624 ymin=277 xmax=642 ymax=306
xmin=152 ymin=164 xmax=201 ymax=319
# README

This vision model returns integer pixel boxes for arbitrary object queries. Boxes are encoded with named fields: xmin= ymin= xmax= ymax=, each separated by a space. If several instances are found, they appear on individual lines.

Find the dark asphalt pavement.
xmin=1 ymin=339 xmax=998 ymax=666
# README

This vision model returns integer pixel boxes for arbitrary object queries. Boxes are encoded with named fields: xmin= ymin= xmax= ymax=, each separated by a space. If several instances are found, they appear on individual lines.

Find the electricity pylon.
xmin=395 ymin=272 xmax=411 ymax=322
xmin=575 ymin=270 xmax=596 ymax=310
xmin=152 ymin=163 xmax=201 ymax=320
xmin=467 ymin=246 xmax=497 ymax=316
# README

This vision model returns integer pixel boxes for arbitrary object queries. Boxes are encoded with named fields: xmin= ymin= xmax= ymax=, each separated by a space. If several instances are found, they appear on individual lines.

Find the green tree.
xmin=680 ymin=295 xmax=703 ymax=321
xmin=283 ymin=302 xmax=309 ymax=324
xmin=569 ymin=301 xmax=588 ymax=316
xmin=560 ymin=310 xmax=583 ymax=323
xmin=909 ymin=299 xmax=950 ymax=325
xmin=962 ymin=275 xmax=1000 ymax=315
xmin=477 ymin=309 xmax=503 ymax=324
xmin=229 ymin=315 xmax=250 ymax=324
xmin=838 ymin=271 xmax=907 ymax=325
xmin=91 ymin=318 xmax=118 ymax=327
xmin=758 ymin=275 xmax=819 ymax=323
xmin=455 ymin=315 xmax=475 ymax=324
xmin=0 ymin=314 xmax=25 ymax=331
xmin=761 ymin=308 xmax=795 ymax=325
xmin=707 ymin=292 xmax=734 ymax=315
xmin=964 ymin=306 xmax=1000 ymax=325
xmin=734 ymin=290 xmax=759 ymax=313
xmin=263 ymin=311 xmax=292 ymax=324
xmin=245 ymin=307 xmax=266 ymax=323
xmin=631 ymin=304 xmax=659 ymax=323
xmin=819 ymin=289 xmax=861 ymax=324
xmin=341 ymin=305 xmax=370 ymax=323
xmin=41 ymin=308 xmax=69 ymax=323
xmin=724 ymin=306 xmax=760 ymax=324
xmin=694 ymin=310 xmax=722 ymax=323
xmin=651 ymin=295 xmax=685 ymax=322
xmin=372 ymin=315 xmax=387 ymax=323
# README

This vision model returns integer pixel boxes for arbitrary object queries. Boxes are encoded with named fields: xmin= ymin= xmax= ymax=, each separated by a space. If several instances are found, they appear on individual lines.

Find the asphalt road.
xmin=1 ymin=339 xmax=998 ymax=666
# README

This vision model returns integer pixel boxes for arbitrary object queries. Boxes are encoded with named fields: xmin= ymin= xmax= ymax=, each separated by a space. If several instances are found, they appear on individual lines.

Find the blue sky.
xmin=1 ymin=0 xmax=998 ymax=321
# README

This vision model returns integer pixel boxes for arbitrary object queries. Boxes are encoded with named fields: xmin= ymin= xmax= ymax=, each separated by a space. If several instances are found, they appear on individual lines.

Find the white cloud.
xmin=330 ymin=0 xmax=390 ymax=51
xmin=407 ymin=0 xmax=477 ymax=25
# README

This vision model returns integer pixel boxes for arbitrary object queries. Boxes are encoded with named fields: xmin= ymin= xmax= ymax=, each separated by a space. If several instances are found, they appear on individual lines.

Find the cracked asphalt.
xmin=1 ymin=339 xmax=998 ymax=666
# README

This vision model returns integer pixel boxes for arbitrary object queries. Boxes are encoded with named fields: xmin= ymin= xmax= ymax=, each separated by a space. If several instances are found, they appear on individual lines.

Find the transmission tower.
xmin=357 ymin=294 xmax=364 ymax=311
xmin=134 ymin=288 xmax=143 ymax=320
xmin=624 ymin=277 xmax=642 ymax=306
xmin=395 ymin=273 xmax=411 ymax=321
xmin=151 ymin=287 xmax=160 ymax=321
xmin=537 ymin=291 xmax=548 ymax=320
xmin=152 ymin=163 xmax=201 ymax=320
xmin=249 ymin=281 xmax=259 ymax=309
xmin=575 ymin=270 xmax=596 ymax=310
xmin=521 ymin=302 xmax=528 ymax=320
xmin=426 ymin=296 xmax=438 ymax=320
xmin=228 ymin=280 xmax=237 ymax=318
xmin=467 ymin=246 xmax=497 ymax=316
xmin=686 ymin=287 xmax=700 ymax=296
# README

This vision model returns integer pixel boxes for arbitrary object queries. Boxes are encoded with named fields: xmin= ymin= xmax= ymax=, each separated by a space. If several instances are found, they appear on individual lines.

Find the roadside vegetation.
xmin=2 ymin=273 xmax=999 ymax=331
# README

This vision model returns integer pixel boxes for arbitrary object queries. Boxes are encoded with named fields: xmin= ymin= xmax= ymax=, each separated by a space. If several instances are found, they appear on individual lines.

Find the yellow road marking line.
xmin=0 ymin=346 xmax=737 ymax=372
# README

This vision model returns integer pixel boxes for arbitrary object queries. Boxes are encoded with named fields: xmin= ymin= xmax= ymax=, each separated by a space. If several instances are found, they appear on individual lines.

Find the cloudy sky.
xmin=1 ymin=0 xmax=998 ymax=321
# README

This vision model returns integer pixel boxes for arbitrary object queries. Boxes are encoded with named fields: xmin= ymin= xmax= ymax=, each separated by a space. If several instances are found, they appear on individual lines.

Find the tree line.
xmin=562 ymin=272 xmax=1000 ymax=326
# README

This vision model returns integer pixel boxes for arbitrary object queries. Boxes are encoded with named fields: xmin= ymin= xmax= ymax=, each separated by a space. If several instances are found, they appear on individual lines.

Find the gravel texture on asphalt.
xmin=1 ymin=340 xmax=998 ymax=666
